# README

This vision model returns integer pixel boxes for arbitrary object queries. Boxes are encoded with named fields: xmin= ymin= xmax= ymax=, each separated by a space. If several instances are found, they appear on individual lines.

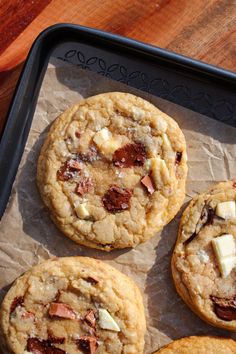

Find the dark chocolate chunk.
xmin=183 ymin=205 xmax=215 ymax=245
xmin=75 ymin=131 xmax=81 ymax=138
xmin=199 ymin=205 xmax=215 ymax=226
xmin=27 ymin=338 xmax=45 ymax=354
xmin=102 ymin=185 xmax=132 ymax=212
xmin=175 ymin=151 xmax=182 ymax=165
xmin=27 ymin=337 xmax=66 ymax=354
xmin=214 ymin=306 xmax=236 ymax=321
xmin=10 ymin=296 xmax=24 ymax=314
xmin=83 ymin=276 xmax=99 ymax=285
xmin=205 ymin=205 xmax=215 ymax=225
xmin=183 ymin=232 xmax=197 ymax=245
xmin=211 ymin=295 xmax=236 ymax=321
xmin=47 ymin=331 xmax=65 ymax=344
xmin=113 ymin=143 xmax=146 ymax=168
xmin=45 ymin=348 xmax=66 ymax=354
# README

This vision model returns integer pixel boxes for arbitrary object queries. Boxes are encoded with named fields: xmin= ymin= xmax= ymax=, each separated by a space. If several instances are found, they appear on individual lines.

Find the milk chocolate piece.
xmin=141 ymin=175 xmax=155 ymax=194
xmin=84 ymin=309 xmax=96 ymax=328
xmin=102 ymin=185 xmax=132 ymax=212
xmin=57 ymin=159 xmax=82 ymax=181
xmin=75 ymin=177 xmax=93 ymax=195
xmin=49 ymin=303 xmax=76 ymax=319
xmin=77 ymin=335 xmax=98 ymax=354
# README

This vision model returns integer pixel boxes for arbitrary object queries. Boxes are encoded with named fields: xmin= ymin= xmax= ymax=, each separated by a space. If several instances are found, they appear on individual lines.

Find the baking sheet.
xmin=1 ymin=58 xmax=236 ymax=353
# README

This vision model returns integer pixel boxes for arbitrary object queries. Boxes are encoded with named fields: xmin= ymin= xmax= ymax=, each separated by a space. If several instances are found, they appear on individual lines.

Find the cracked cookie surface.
xmin=155 ymin=336 xmax=236 ymax=353
xmin=0 ymin=257 xmax=146 ymax=354
xmin=37 ymin=92 xmax=187 ymax=250
xmin=172 ymin=181 xmax=236 ymax=331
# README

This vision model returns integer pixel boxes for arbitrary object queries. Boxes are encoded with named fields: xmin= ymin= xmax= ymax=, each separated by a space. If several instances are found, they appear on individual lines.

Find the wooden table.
xmin=0 ymin=0 xmax=235 ymax=132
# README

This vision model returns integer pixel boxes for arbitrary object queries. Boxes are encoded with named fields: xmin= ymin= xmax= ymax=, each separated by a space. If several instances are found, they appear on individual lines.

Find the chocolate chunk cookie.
xmin=172 ymin=180 xmax=236 ymax=331
xmin=37 ymin=92 xmax=187 ymax=250
xmin=155 ymin=336 xmax=236 ymax=353
xmin=0 ymin=257 xmax=146 ymax=354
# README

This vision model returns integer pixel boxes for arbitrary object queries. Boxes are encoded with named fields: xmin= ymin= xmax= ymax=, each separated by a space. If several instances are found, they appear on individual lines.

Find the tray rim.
xmin=33 ymin=23 xmax=236 ymax=79
xmin=0 ymin=23 xmax=235 ymax=218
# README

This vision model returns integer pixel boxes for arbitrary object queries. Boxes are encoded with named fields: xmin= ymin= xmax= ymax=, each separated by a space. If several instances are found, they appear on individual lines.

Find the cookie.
xmin=37 ymin=92 xmax=187 ymax=250
xmin=172 ymin=180 xmax=236 ymax=331
xmin=155 ymin=336 xmax=236 ymax=353
xmin=0 ymin=257 xmax=146 ymax=354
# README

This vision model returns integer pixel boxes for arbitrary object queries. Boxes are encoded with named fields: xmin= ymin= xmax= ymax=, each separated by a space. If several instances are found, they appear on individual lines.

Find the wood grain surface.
xmin=0 ymin=0 xmax=235 ymax=132
xmin=0 ymin=0 xmax=52 ymax=55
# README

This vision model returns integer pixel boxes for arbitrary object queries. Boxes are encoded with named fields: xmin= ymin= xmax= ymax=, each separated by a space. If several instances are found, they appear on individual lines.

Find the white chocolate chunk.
xmin=151 ymin=115 xmax=167 ymax=132
xmin=149 ymin=157 xmax=170 ymax=187
xmin=145 ymin=159 xmax=152 ymax=171
xmin=162 ymin=133 xmax=172 ymax=149
xmin=75 ymin=203 xmax=90 ymax=219
xmin=212 ymin=234 xmax=236 ymax=258
xmin=102 ymin=138 xmax=122 ymax=155
xmin=93 ymin=128 xmax=111 ymax=147
xmin=23 ymin=351 xmax=34 ymax=354
xmin=98 ymin=309 xmax=120 ymax=332
xmin=54 ymin=140 xmax=68 ymax=157
xmin=215 ymin=201 xmax=236 ymax=219
xmin=72 ymin=333 xmax=81 ymax=340
xmin=212 ymin=234 xmax=236 ymax=277
xmin=93 ymin=128 xmax=122 ymax=155
xmin=131 ymin=106 xmax=145 ymax=120
xmin=220 ymin=256 xmax=236 ymax=278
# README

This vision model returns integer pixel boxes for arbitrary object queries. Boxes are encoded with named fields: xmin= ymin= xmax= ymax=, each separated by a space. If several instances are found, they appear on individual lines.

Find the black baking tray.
xmin=0 ymin=23 xmax=235 ymax=218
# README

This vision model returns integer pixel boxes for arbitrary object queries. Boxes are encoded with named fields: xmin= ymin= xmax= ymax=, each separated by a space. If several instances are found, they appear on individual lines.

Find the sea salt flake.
xmin=127 ymin=127 xmax=136 ymax=133
xmin=72 ymin=333 xmax=81 ymax=340
xmin=66 ymin=138 xmax=72 ymax=145
xmin=95 ymin=125 xmax=101 ymax=131
xmin=115 ymin=170 xmax=124 ymax=178
xmin=121 ymin=203 xmax=128 ymax=209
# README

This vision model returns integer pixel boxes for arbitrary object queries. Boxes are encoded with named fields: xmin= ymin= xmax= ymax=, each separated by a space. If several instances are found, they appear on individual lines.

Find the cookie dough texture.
xmin=0 ymin=257 xmax=146 ymax=354
xmin=155 ymin=336 xmax=236 ymax=353
xmin=37 ymin=92 xmax=187 ymax=250
xmin=172 ymin=181 xmax=236 ymax=331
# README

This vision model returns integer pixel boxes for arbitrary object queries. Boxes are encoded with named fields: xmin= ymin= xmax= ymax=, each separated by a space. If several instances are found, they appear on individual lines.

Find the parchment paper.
xmin=1 ymin=59 xmax=236 ymax=353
